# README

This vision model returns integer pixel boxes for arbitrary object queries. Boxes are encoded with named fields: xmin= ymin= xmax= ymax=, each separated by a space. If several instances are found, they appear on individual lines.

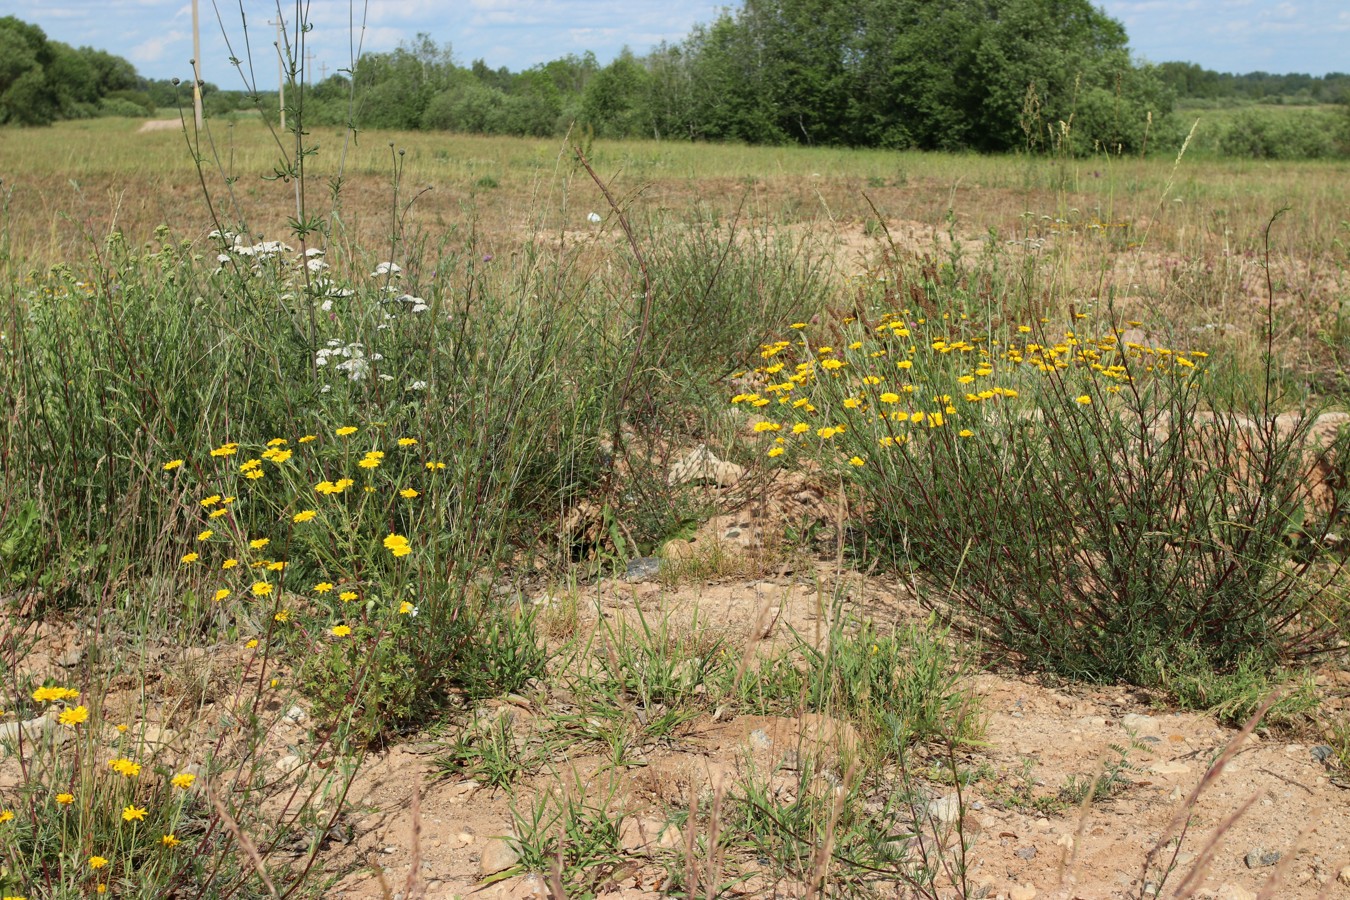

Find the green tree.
xmin=580 ymin=49 xmax=653 ymax=138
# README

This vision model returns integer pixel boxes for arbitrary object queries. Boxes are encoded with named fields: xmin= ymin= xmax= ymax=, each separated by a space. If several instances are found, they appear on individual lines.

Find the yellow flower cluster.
xmin=738 ymin=312 xmax=1209 ymax=468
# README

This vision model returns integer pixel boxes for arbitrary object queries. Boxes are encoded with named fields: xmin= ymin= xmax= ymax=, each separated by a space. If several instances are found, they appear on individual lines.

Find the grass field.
xmin=2 ymin=115 xmax=1350 ymax=898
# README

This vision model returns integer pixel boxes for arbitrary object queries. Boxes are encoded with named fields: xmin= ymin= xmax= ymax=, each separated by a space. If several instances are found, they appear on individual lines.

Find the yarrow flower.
xmin=383 ymin=534 xmax=412 ymax=557
xmin=314 ymin=582 xmax=334 ymax=593
xmin=293 ymin=509 xmax=317 ymax=523
xmin=121 ymin=805 xmax=147 ymax=822
xmin=163 ymin=459 xmax=184 ymax=471
xmin=400 ymin=488 xmax=419 ymax=499
xmin=181 ymin=552 xmax=199 ymax=564
xmin=330 ymin=625 xmax=352 ymax=637
xmin=251 ymin=582 xmax=273 ymax=598
xmin=89 ymin=856 xmax=109 ymax=869
xmin=171 ymin=772 xmax=196 ymax=790
xmin=55 ymin=793 xmax=74 ymax=805
xmin=398 ymin=601 xmax=418 ymax=616
xmin=335 ymin=426 xmax=358 ymax=437
xmin=339 ymin=591 xmax=358 ymax=602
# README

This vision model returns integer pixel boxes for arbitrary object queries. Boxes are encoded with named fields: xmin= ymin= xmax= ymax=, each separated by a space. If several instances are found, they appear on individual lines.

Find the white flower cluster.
xmin=394 ymin=293 xmax=430 ymax=314
xmin=314 ymin=339 xmax=384 ymax=382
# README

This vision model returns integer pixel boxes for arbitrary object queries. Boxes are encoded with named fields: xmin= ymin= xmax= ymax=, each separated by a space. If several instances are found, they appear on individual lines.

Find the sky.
xmin=1 ymin=0 xmax=1346 ymax=88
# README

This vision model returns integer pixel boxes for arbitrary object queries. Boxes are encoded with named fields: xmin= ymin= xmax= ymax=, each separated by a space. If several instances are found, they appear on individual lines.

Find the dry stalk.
xmin=209 ymin=789 xmax=279 ymax=899
xmin=1137 ymin=691 xmax=1278 ymax=889
xmin=400 ymin=783 xmax=425 ymax=900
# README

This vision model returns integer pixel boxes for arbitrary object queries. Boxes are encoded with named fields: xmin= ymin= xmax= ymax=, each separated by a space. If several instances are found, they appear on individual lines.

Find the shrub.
xmin=739 ymin=292 xmax=1347 ymax=686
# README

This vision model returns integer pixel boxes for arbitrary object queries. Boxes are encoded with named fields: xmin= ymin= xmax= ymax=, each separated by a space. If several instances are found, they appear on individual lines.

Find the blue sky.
xmin=2 ymin=1 xmax=1346 ymax=87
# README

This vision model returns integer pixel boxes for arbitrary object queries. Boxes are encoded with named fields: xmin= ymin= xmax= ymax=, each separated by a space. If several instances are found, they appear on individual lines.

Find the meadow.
xmin=1 ymin=114 xmax=1349 ymax=899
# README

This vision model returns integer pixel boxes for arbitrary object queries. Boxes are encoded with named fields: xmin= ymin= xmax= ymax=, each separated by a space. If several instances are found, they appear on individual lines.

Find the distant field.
xmin=2 ymin=116 xmax=1348 ymax=272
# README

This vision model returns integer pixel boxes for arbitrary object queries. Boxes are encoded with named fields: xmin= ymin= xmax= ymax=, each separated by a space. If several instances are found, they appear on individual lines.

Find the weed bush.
xmin=740 ymin=284 xmax=1348 ymax=685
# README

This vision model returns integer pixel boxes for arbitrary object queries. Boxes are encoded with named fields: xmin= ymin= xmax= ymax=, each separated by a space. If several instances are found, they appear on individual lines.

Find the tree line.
xmin=307 ymin=0 xmax=1175 ymax=154
xmin=1158 ymin=63 xmax=1349 ymax=106
xmin=0 ymin=15 xmax=259 ymax=125
xmin=5 ymin=4 xmax=1348 ymax=157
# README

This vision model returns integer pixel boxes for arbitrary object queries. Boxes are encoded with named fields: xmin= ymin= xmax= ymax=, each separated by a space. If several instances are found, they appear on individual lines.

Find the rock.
xmin=661 ymin=539 xmax=697 ymax=562
xmin=1311 ymin=744 xmax=1335 ymax=764
xmin=1121 ymin=713 xmax=1160 ymax=735
xmin=1338 ymin=864 xmax=1350 ymax=886
xmin=275 ymin=754 xmax=303 ymax=775
xmin=747 ymin=729 xmax=773 ymax=751
xmin=1149 ymin=760 xmax=1191 ymax=776
xmin=624 ymin=557 xmax=662 ymax=582
xmin=56 ymin=648 xmax=83 ymax=668
xmin=0 ymin=712 xmax=65 ymax=756
xmin=925 ymin=795 xmax=962 ymax=827
xmin=1009 ymin=886 xmax=1038 ymax=900
xmin=619 ymin=817 xmax=682 ymax=854
xmin=667 ymin=445 xmax=744 ymax=488
xmin=283 ymin=706 xmax=307 ymax=725
xmin=1214 ymin=885 xmax=1257 ymax=900
xmin=1244 ymin=848 xmax=1280 ymax=868
xmin=479 ymin=835 xmax=521 ymax=878
xmin=1015 ymin=846 xmax=1038 ymax=860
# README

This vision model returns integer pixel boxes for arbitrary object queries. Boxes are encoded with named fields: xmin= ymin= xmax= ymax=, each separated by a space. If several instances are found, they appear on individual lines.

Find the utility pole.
xmin=319 ymin=62 xmax=329 ymax=81
xmin=268 ymin=17 xmax=285 ymax=130
xmin=191 ymin=0 xmax=202 ymax=128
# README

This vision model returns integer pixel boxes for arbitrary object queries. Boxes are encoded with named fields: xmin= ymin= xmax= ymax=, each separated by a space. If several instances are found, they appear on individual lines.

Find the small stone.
xmin=1338 ymin=864 xmax=1350 ymax=887
xmin=0 ymin=713 xmax=59 ymax=753
xmin=56 ymin=648 xmax=83 ymax=668
xmin=1311 ymin=745 xmax=1334 ymax=764
xmin=1149 ymin=760 xmax=1191 ymax=776
xmin=478 ymin=835 xmax=521 ymax=878
xmin=1015 ymin=846 xmax=1038 ymax=860
xmin=283 ymin=706 xmax=307 ymax=725
xmin=925 ymin=795 xmax=962 ymax=827
xmin=456 ymin=831 xmax=474 ymax=846
xmin=1009 ymin=886 xmax=1038 ymax=900
xmin=1121 ymin=713 xmax=1160 ymax=735
xmin=1244 ymin=848 xmax=1280 ymax=868
xmin=275 ymin=754 xmax=302 ymax=775
xmin=624 ymin=557 xmax=662 ymax=582
xmin=748 ymin=729 xmax=773 ymax=751
xmin=667 ymin=445 xmax=744 ymax=488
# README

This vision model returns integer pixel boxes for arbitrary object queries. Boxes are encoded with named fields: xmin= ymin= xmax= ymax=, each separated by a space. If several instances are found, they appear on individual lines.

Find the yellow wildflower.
xmin=58 ymin=706 xmax=89 ymax=728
